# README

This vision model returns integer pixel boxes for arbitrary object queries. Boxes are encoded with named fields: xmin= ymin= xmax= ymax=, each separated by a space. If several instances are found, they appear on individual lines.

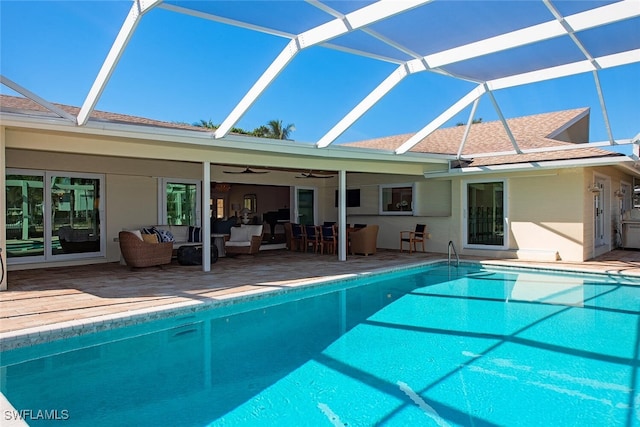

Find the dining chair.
xmin=321 ymin=224 xmax=337 ymax=255
xmin=291 ymin=223 xmax=306 ymax=252
xmin=305 ymin=225 xmax=321 ymax=253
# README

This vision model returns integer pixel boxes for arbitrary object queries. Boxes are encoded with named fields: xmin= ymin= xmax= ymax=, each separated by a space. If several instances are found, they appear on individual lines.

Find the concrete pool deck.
xmin=2 ymin=248 xmax=640 ymax=349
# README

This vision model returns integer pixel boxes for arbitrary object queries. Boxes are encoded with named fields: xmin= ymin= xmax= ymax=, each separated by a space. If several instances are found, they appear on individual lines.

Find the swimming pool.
xmin=1 ymin=263 xmax=639 ymax=426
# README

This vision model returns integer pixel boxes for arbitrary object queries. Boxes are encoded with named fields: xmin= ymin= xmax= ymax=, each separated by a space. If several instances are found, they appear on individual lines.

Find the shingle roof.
xmin=0 ymin=95 xmax=208 ymax=133
xmin=0 ymin=95 xmax=625 ymax=168
xmin=344 ymin=108 xmax=623 ymax=167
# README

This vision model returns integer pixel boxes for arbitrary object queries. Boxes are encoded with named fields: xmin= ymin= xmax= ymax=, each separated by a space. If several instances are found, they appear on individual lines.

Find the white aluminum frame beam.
xmin=316 ymin=64 xmax=411 ymax=148
xmin=395 ymin=85 xmax=486 ymax=154
xmin=78 ymin=0 xmax=161 ymax=126
xmin=485 ymin=84 xmax=522 ymax=154
xmin=395 ymin=47 xmax=639 ymax=156
xmin=420 ymin=0 xmax=639 ymax=70
xmin=1 ymin=75 xmax=76 ymax=122
xmin=213 ymin=0 xmax=433 ymax=138
xmin=457 ymin=98 xmax=480 ymax=159
xmin=318 ymin=0 xmax=638 ymax=150
xmin=544 ymin=0 xmax=616 ymax=146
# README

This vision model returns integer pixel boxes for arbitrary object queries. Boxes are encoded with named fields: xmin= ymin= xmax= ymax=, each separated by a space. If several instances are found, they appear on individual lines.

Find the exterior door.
xmin=594 ymin=178 xmax=606 ymax=247
xmin=295 ymin=187 xmax=316 ymax=225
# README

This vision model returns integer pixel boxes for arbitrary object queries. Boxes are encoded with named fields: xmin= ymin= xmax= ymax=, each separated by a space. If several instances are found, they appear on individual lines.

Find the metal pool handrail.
xmin=448 ymin=240 xmax=459 ymax=268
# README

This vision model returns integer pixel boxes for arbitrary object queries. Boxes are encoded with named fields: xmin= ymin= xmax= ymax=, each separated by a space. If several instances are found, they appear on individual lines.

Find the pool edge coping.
xmin=2 ymin=258 xmax=639 ymax=351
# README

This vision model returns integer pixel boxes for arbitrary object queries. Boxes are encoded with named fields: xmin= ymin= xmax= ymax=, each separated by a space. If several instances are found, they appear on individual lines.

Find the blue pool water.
xmin=1 ymin=263 xmax=639 ymax=426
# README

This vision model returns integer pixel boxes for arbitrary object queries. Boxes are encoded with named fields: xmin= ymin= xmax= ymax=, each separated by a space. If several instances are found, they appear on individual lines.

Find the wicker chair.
xmin=118 ymin=231 xmax=173 ymax=268
xmin=349 ymin=224 xmax=379 ymax=256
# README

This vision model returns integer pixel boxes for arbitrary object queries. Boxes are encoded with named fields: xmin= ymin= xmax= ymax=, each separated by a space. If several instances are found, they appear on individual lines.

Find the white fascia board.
xmin=395 ymin=84 xmax=486 ymax=154
xmin=1 ymin=112 xmax=452 ymax=165
xmin=316 ymin=64 xmax=410 ymax=148
xmin=0 ymin=75 xmax=76 ymax=123
xmin=424 ymin=0 xmax=638 ymax=69
xmin=423 ymin=156 xmax=635 ymax=179
xmin=462 ymin=139 xmax=637 ymax=159
xmin=78 ymin=0 xmax=161 ymax=126
xmin=546 ymin=108 xmax=590 ymax=139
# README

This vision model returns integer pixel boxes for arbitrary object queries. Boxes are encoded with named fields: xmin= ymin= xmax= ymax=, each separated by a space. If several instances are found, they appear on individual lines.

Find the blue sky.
xmin=1 ymin=1 xmax=639 ymax=148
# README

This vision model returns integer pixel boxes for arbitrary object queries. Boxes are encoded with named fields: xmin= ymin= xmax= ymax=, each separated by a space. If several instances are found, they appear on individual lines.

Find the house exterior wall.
xmin=343 ymin=166 xmax=633 ymax=262
xmin=3 ymin=125 xmax=637 ymax=270
xmin=507 ymin=168 xmax=584 ymax=261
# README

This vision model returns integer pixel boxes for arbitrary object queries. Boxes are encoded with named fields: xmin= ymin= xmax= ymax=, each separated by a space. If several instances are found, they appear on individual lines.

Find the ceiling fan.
xmin=223 ymin=167 xmax=269 ymax=174
xmin=296 ymin=170 xmax=335 ymax=179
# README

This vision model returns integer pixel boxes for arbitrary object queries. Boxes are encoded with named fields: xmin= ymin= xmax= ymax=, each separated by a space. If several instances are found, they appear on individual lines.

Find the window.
xmin=160 ymin=179 xmax=201 ymax=226
xmin=215 ymin=198 xmax=225 ymax=219
xmin=380 ymin=184 xmax=414 ymax=215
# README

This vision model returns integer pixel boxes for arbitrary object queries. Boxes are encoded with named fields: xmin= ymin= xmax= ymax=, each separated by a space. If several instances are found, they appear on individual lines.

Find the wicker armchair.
xmin=118 ymin=231 xmax=173 ymax=268
xmin=349 ymin=224 xmax=379 ymax=256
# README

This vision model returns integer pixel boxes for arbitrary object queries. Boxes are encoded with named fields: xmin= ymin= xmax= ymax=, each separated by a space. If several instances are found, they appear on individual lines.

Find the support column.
xmin=1 ymin=126 xmax=7 ymax=290
xmin=338 ymin=170 xmax=347 ymax=261
xmin=202 ymin=161 xmax=211 ymax=272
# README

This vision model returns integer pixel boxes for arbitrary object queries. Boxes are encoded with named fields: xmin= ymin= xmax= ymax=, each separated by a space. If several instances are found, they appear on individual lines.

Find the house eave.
xmin=423 ymin=155 xmax=640 ymax=179
xmin=0 ymin=111 xmax=453 ymax=166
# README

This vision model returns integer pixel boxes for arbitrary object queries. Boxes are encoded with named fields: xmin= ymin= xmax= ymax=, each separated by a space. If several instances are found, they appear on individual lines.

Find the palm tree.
xmin=252 ymin=125 xmax=270 ymax=138
xmin=266 ymin=119 xmax=295 ymax=140
xmin=193 ymin=119 xmax=218 ymax=130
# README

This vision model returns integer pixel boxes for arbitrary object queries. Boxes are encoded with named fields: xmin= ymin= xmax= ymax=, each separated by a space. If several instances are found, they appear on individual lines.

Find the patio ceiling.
xmin=10 ymin=0 xmax=640 ymax=160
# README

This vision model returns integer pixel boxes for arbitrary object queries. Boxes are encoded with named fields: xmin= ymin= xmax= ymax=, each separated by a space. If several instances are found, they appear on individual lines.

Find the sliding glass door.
xmin=465 ymin=180 xmax=507 ymax=248
xmin=5 ymin=170 xmax=104 ymax=263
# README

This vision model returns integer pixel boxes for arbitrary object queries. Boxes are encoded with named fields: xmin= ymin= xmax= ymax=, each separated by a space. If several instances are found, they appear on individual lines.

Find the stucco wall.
xmin=4 ymin=140 xmax=637 ymax=267
xmin=507 ymin=169 xmax=584 ymax=261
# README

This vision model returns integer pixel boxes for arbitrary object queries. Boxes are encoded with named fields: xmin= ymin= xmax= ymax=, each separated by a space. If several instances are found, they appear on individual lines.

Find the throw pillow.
xmin=141 ymin=227 xmax=162 ymax=242
xmin=157 ymin=228 xmax=175 ymax=243
xmin=188 ymin=226 xmax=202 ymax=243
xmin=141 ymin=233 xmax=158 ymax=244
xmin=229 ymin=226 xmax=249 ymax=242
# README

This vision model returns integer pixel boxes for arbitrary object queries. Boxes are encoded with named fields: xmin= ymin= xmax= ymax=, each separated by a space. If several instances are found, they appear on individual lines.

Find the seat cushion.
xmin=241 ymin=224 xmax=263 ymax=237
xmin=229 ymin=226 xmax=249 ymax=242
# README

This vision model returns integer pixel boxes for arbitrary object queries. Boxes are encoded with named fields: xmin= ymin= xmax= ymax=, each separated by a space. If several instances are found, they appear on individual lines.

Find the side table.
xmin=211 ymin=233 xmax=227 ymax=257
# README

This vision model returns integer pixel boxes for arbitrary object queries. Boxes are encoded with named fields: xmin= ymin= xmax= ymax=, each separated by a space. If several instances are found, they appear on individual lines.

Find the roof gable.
xmin=344 ymin=108 xmax=622 ymax=166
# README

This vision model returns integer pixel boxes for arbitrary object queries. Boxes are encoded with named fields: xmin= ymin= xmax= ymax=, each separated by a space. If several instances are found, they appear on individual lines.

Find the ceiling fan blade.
xmin=296 ymin=172 xmax=335 ymax=179
xmin=223 ymin=167 xmax=269 ymax=174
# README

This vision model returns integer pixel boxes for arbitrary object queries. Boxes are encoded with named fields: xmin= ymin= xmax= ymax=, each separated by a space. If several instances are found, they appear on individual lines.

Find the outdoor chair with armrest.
xmin=118 ymin=230 xmax=173 ymax=268
xmin=400 ymin=223 xmax=430 ymax=253
xmin=349 ymin=224 xmax=379 ymax=256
